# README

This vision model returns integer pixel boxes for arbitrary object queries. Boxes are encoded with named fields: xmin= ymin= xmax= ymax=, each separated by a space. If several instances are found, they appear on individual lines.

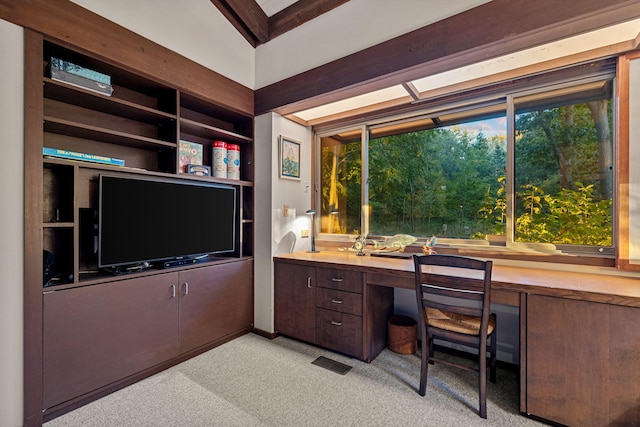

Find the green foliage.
xmin=515 ymin=183 xmax=612 ymax=246
xmin=321 ymin=95 xmax=613 ymax=247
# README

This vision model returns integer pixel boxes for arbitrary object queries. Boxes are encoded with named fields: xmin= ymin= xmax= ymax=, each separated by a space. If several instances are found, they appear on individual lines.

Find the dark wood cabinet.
xmin=43 ymin=274 xmax=180 ymax=408
xmin=179 ymin=261 xmax=253 ymax=352
xmin=43 ymin=262 xmax=254 ymax=412
xmin=274 ymin=263 xmax=316 ymax=343
xmin=274 ymin=261 xmax=385 ymax=360
xmin=526 ymin=295 xmax=640 ymax=426
xmin=26 ymin=33 xmax=255 ymax=420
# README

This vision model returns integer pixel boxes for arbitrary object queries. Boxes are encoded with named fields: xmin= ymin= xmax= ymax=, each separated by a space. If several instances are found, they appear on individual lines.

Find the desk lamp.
xmin=306 ymin=209 xmax=319 ymax=253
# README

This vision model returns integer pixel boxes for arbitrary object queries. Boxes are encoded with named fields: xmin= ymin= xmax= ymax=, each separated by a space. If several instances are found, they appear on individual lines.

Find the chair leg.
xmin=489 ymin=329 xmax=497 ymax=384
xmin=419 ymin=336 xmax=428 ymax=396
xmin=428 ymin=335 xmax=435 ymax=365
xmin=479 ymin=348 xmax=487 ymax=419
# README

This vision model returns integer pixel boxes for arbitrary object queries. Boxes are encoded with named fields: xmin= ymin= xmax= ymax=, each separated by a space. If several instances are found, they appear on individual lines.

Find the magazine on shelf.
xmin=43 ymin=147 xmax=125 ymax=166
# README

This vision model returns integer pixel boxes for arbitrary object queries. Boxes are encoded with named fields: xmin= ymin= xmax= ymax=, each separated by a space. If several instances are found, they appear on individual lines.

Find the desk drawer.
xmin=315 ymin=308 xmax=362 ymax=357
xmin=316 ymin=268 xmax=362 ymax=293
xmin=316 ymin=287 xmax=362 ymax=316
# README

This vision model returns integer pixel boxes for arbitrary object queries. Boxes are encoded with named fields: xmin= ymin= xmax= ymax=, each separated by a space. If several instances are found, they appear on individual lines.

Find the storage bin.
xmin=387 ymin=315 xmax=417 ymax=354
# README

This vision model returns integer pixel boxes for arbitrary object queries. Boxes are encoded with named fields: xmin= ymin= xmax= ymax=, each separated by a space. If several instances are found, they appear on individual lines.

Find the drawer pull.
xmin=307 ymin=277 xmax=312 ymax=288
xmin=331 ymin=299 xmax=343 ymax=304
xmin=331 ymin=277 xmax=343 ymax=282
xmin=330 ymin=321 xmax=343 ymax=326
xmin=171 ymin=284 xmax=176 ymax=298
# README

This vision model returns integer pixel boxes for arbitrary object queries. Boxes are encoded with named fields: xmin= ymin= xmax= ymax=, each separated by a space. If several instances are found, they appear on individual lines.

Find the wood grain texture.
xmin=274 ymin=252 xmax=640 ymax=307
xmin=0 ymin=0 xmax=253 ymax=116
xmin=268 ymin=0 xmax=350 ymax=40
xmin=256 ymin=0 xmax=640 ymax=115
xmin=23 ymin=28 xmax=45 ymax=427
xmin=526 ymin=295 xmax=640 ymax=426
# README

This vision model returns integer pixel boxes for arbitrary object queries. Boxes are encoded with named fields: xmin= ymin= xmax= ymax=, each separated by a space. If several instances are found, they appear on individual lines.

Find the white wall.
xmin=255 ymin=0 xmax=489 ymax=88
xmin=69 ymin=0 xmax=255 ymax=89
xmin=254 ymin=113 xmax=312 ymax=333
xmin=0 ymin=18 xmax=24 ymax=427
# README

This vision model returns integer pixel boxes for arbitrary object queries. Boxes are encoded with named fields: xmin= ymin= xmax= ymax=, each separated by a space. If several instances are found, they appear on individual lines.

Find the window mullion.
xmin=506 ymin=94 xmax=516 ymax=246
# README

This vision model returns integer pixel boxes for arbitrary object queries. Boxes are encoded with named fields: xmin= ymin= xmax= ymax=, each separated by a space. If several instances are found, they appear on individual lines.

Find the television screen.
xmin=98 ymin=174 xmax=236 ymax=269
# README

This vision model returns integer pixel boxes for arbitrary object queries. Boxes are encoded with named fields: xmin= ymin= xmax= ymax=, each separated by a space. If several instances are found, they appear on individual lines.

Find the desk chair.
xmin=413 ymin=254 xmax=497 ymax=418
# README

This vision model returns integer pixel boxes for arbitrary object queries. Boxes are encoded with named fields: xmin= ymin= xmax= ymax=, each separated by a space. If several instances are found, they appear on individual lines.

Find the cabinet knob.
xmin=184 ymin=282 xmax=189 ymax=295
xmin=171 ymin=284 xmax=176 ymax=298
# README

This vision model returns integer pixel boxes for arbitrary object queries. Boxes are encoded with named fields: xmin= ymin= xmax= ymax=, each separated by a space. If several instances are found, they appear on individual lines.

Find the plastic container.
xmin=212 ymin=140 xmax=227 ymax=178
xmin=226 ymin=143 xmax=240 ymax=180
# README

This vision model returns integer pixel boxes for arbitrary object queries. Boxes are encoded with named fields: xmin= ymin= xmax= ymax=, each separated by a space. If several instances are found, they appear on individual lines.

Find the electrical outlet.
xmin=301 ymin=229 xmax=309 ymax=238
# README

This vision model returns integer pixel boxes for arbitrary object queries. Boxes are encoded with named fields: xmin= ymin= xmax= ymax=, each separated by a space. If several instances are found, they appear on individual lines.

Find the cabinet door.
xmin=179 ymin=261 xmax=254 ymax=353
xmin=526 ymin=295 xmax=640 ymax=426
xmin=43 ymin=274 xmax=180 ymax=408
xmin=274 ymin=263 xmax=315 ymax=343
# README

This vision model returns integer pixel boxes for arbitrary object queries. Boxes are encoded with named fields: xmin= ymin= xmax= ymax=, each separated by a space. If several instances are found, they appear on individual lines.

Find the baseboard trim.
xmin=252 ymin=327 xmax=278 ymax=339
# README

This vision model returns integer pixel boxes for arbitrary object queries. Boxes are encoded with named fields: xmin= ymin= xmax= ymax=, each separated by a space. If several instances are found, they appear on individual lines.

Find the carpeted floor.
xmin=45 ymin=333 xmax=549 ymax=426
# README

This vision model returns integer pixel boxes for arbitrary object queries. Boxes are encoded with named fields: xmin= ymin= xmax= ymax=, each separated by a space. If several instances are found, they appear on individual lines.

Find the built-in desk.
xmin=274 ymin=251 xmax=640 ymax=426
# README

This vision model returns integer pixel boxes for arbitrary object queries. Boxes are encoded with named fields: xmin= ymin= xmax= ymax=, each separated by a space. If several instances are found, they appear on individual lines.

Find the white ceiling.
xmin=256 ymin=0 xmax=299 ymax=17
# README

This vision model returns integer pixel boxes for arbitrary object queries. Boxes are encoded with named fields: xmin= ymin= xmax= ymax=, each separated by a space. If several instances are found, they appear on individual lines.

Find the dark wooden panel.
xmin=268 ymin=0 xmax=350 ymax=40
xmin=274 ymin=263 xmax=316 ymax=343
xmin=607 ymin=304 xmax=640 ymax=425
xmin=525 ymin=295 xmax=640 ymax=426
xmin=0 ymin=0 xmax=253 ymax=116
xmin=179 ymin=261 xmax=254 ymax=352
xmin=43 ymin=274 xmax=180 ymax=409
xmin=316 ymin=268 xmax=362 ymax=293
xmin=315 ymin=287 xmax=362 ymax=316
xmin=315 ymin=308 xmax=362 ymax=358
xmin=256 ymin=0 xmax=640 ymax=115
xmin=362 ymin=284 xmax=394 ymax=362
xmin=24 ymin=28 xmax=45 ymax=427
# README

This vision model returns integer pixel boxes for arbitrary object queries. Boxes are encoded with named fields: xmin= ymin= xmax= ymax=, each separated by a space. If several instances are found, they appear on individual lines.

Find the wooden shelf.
xmin=44 ymin=116 xmax=177 ymax=150
xmin=180 ymin=117 xmax=252 ymax=144
xmin=44 ymin=78 xmax=177 ymax=124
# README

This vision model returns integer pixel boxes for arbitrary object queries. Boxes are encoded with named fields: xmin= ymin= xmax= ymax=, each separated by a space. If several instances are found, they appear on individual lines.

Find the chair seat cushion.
xmin=426 ymin=308 xmax=496 ymax=335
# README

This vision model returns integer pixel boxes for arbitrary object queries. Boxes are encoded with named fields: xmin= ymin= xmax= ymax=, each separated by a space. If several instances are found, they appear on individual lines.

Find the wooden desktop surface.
xmin=274 ymin=251 xmax=640 ymax=307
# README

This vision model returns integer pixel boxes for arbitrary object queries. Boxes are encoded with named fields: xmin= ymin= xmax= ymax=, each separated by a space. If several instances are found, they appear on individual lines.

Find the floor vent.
xmin=311 ymin=356 xmax=352 ymax=375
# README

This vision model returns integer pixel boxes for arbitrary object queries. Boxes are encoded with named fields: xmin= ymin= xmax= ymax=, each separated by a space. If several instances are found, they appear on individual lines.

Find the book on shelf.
xmin=50 ymin=57 xmax=114 ymax=96
xmin=43 ymin=147 xmax=125 ymax=166
xmin=179 ymin=140 xmax=203 ymax=173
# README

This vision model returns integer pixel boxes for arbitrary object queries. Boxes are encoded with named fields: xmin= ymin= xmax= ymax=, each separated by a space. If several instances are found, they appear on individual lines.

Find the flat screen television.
xmin=98 ymin=174 xmax=236 ymax=270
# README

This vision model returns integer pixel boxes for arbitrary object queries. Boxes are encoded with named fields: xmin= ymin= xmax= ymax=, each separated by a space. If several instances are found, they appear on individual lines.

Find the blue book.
xmin=43 ymin=147 xmax=125 ymax=166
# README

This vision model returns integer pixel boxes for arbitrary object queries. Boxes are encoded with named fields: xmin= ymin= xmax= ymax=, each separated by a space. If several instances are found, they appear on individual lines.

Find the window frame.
xmin=313 ymin=61 xmax=617 ymax=266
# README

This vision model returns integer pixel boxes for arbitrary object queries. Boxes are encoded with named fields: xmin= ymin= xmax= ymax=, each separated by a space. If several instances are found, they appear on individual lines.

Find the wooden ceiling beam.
xmin=210 ymin=0 xmax=269 ymax=46
xmin=269 ymin=0 xmax=350 ymax=40
xmin=255 ymin=0 xmax=640 ymax=116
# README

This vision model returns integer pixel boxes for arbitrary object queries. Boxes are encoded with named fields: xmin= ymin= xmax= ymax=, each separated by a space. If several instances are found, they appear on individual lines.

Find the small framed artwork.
xmin=279 ymin=136 xmax=301 ymax=180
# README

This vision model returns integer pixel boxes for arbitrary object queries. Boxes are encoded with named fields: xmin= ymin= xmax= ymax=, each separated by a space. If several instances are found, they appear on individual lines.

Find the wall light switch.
xmin=283 ymin=204 xmax=289 ymax=217
xmin=301 ymin=230 xmax=309 ymax=238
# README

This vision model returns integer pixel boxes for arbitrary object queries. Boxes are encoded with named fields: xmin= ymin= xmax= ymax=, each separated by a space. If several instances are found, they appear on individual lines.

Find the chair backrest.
xmin=413 ymin=254 xmax=493 ymax=337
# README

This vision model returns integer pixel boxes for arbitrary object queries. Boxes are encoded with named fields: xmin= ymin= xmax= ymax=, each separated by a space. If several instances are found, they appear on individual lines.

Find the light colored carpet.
xmin=45 ymin=333 xmax=548 ymax=426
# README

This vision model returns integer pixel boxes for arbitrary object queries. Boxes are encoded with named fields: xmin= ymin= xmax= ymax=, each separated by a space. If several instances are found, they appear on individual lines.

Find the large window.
xmin=317 ymin=72 xmax=614 ymax=256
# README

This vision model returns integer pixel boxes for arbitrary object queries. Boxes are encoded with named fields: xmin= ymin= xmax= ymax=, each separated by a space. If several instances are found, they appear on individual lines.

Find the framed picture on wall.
xmin=279 ymin=136 xmax=301 ymax=180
